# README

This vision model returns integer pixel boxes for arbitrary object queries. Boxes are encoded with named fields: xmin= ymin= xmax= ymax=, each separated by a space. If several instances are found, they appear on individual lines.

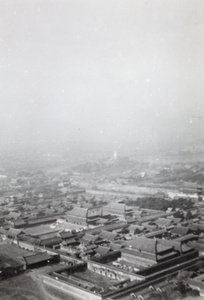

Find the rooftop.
xmin=24 ymin=225 xmax=59 ymax=237
xmin=24 ymin=252 xmax=52 ymax=265
xmin=66 ymin=207 xmax=88 ymax=218
xmin=0 ymin=243 xmax=30 ymax=269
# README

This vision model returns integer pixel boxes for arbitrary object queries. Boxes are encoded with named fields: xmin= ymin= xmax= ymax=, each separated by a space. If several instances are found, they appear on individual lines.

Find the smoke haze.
xmin=1 ymin=0 xmax=204 ymax=154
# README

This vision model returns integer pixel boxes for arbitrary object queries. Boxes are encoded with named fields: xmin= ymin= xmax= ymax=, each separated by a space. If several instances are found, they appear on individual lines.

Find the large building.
xmin=66 ymin=206 xmax=103 ymax=226
xmin=66 ymin=207 xmax=89 ymax=226
xmin=121 ymin=236 xmax=178 ymax=263
xmin=103 ymin=203 xmax=133 ymax=220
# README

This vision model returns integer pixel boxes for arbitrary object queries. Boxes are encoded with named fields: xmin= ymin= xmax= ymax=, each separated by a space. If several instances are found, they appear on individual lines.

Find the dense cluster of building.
xmin=0 ymin=168 xmax=204 ymax=300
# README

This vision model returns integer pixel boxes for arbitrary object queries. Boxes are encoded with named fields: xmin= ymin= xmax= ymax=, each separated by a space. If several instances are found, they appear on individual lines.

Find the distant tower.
xmin=197 ymin=187 xmax=204 ymax=201
xmin=113 ymin=150 xmax=117 ymax=160
xmin=106 ymin=150 xmax=118 ymax=165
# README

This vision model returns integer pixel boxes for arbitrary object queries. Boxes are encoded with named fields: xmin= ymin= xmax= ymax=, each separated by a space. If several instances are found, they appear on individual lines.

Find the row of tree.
xmin=127 ymin=197 xmax=194 ymax=211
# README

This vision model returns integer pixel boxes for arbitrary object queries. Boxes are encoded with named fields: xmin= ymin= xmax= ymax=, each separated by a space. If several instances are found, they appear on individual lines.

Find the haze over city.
xmin=1 ymin=0 xmax=204 ymax=154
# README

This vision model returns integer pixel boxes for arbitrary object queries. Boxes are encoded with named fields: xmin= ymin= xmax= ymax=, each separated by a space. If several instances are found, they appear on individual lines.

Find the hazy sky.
xmin=0 ymin=0 xmax=204 ymax=153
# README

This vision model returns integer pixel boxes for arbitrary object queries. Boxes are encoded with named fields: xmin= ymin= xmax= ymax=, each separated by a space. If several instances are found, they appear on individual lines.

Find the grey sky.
xmin=0 ymin=0 xmax=204 ymax=153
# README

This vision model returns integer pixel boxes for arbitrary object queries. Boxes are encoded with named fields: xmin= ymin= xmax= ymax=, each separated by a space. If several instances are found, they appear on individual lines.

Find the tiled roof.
xmin=83 ymin=233 xmax=99 ymax=242
xmin=154 ymin=218 xmax=172 ymax=227
xmin=7 ymin=228 xmax=23 ymax=237
xmin=187 ymin=241 xmax=204 ymax=251
xmin=156 ymin=238 xmax=181 ymax=252
xmin=109 ymin=243 xmax=123 ymax=251
xmin=156 ymin=251 xmax=178 ymax=261
xmin=60 ymin=231 xmax=75 ymax=239
xmin=95 ymin=245 xmax=111 ymax=255
xmin=145 ymin=229 xmax=167 ymax=238
xmin=157 ymin=237 xmax=194 ymax=254
xmin=189 ymin=223 xmax=200 ymax=232
xmin=174 ymin=233 xmax=199 ymax=242
xmin=104 ymin=221 xmax=128 ymax=231
xmin=181 ymin=244 xmax=194 ymax=252
xmin=104 ymin=203 xmax=126 ymax=211
xmin=26 ymin=214 xmax=61 ymax=225
xmin=130 ymin=237 xmax=172 ymax=254
xmin=14 ymin=218 xmax=26 ymax=227
xmin=40 ymin=237 xmax=62 ymax=246
xmin=0 ymin=228 xmax=7 ymax=235
xmin=171 ymin=226 xmax=190 ymax=236
xmin=24 ymin=252 xmax=52 ymax=265
xmin=24 ymin=225 xmax=59 ymax=237
xmin=63 ymin=238 xmax=78 ymax=245
xmin=131 ymin=237 xmax=157 ymax=253
xmin=20 ymin=235 xmax=41 ymax=245
xmin=66 ymin=207 xmax=88 ymax=218
xmin=6 ymin=212 xmax=21 ymax=220
xmin=96 ymin=218 xmax=109 ymax=225
xmin=121 ymin=248 xmax=156 ymax=262
xmin=99 ymin=230 xmax=117 ymax=241
xmin=157 ymin=243 xmax=173 ymax=253
xmin=0 ymin=244 xmax=28 ymax=268
xmin=128 ymin=224 xmax=145 ymax=232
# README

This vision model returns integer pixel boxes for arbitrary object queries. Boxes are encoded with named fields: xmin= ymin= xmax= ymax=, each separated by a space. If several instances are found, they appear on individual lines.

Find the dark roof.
xmin=130 ymin=237 xmax=157 ymax=253
xmin=0 ymin=228 xmax=7 ymax=235
xmin=189 ymin=223 xmax=200 ymax=232
xmin=157 ymin=238 xmax=180 ymax=251
xmin=181 ymin=244 xmax=194 ymax=253
xmin=198 ymin=238 xmax=204 ymax=244
xmin=121 ymin=248 xmax=156 ymax=263
xmin=171 ymin=217 xmax=182 ymax=224
xmin=174 ymin=234 xmax=199 ymax=243
xmin=7 ymin=228 xmax=23 ymax=237
xmin=19 ymin=235 xmax=41 ymax=245
xmin=198 ymin=224 xmax=204 ymax=231
xmin=26 ymin=214 xmax=62 ymax=225
xmin=140 ymin=222 xmax=157 ymax=230
xmin=145 ymin=229 xmax=167 ymax=238
xmin=63 ymin=238 xmax=78 ymax=245
xmin=154 ymin=218 xmax=172 ymax=227
xmin=6 ymin=212 xmax=21 ymax=220
xmin=95 ymin=246 xmax=111 ymax=255
xmin=99 ymin=230 xmax=118 ymax=242
xmin=171 ymin=226 xmax=190 ymax=236
xmin=128 ymin=224 xmax=145 ymax=232
xmin=96 ymin=218 xmax=109 ymax=225
xmin=157 ymin=238 xmax=193 ymax=254
xmin=14 ymin=218 xmax=26 ymax=227
xmin=40 ymin=237 xmax=62 ymax=247
xmin=187 ymin=241 xmax=204 ymax=251
xmin=104 ymin=221 xmax=128 ymax=231
xmin=24 ymin=252 xmax=52 ymax=265
xmin=60 ymin=231 xmax=75 ymax=239
xmin=83 ymin=233 xmax=99 ymax=242
xmin=130 ymin=237 xmax=172 ymax=254
xmin=139 ymin=212 xmax=169 ymax=223
xmin=0 ymin=244 xmax=28 ymax=268
xmin=156 ymin=251 xmax=178 ymax=261
xmin=109 ymin=243 xmax=123 ymax=251
xmin=85 ymin=244 xmax=97 ymax=250
xmin=24 ymin=226 xmax=59 ymax=237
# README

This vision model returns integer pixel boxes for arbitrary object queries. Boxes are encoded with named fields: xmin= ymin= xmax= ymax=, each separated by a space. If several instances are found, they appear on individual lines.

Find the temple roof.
xmin=66 ymin=207 xmax=88 ymax=218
